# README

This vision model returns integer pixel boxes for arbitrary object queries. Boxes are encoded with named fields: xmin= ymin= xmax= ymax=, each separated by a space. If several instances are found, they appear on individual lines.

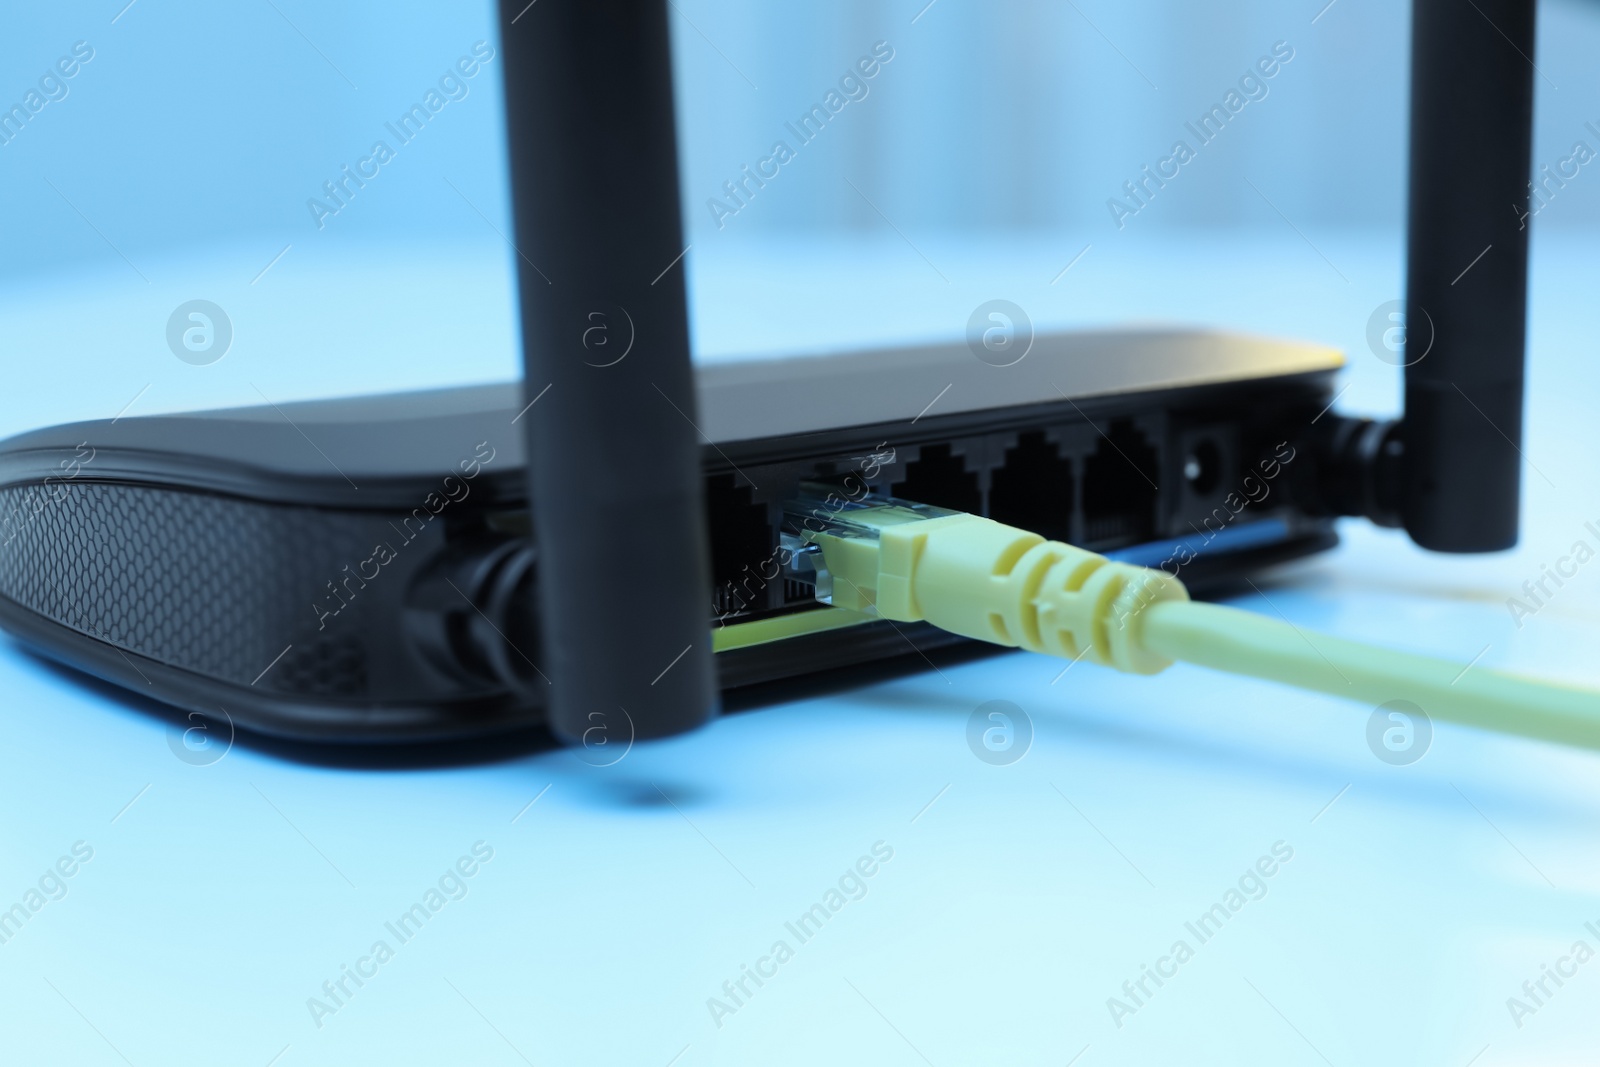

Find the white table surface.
xmin=1 ymin=229 xmax=1598 ymax=1066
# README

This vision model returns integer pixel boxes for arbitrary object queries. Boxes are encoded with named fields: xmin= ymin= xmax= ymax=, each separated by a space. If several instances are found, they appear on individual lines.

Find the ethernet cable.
xmin=777 ymin=489 xmax=1600 ymax=750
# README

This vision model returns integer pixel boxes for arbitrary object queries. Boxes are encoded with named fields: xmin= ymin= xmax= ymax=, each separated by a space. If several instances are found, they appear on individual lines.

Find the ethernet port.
xmin=989 ymin=432 xmax=1073 ymax=542
xmin=1081 ymin=420 xmax=1160 ymax=546
xmin=705 ymin=474 xmax=774 ymax=618
xmin=892 ymin=443 xmax=981 ymax=515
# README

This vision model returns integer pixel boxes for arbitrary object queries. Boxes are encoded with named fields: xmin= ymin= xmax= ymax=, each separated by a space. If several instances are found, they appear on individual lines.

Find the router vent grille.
xmin=0 ymin=481 xmax=380 ymax=696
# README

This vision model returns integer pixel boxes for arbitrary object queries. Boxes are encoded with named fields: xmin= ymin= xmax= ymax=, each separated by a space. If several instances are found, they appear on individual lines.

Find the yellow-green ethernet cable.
xmin=779 ymin=490 xmax=1600 ymax=750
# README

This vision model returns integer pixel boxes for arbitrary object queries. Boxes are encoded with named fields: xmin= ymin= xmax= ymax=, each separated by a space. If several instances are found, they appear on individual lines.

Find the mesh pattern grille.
xmin=0 ymin=481 xmax=389 ymax=695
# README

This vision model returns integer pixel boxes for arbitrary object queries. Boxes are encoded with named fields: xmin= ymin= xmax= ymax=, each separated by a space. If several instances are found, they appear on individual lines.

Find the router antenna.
xmin=1401 ymin=0 xmax=1537 ymax=551
xmin=496 ymin=0 xmax=717 ymax=741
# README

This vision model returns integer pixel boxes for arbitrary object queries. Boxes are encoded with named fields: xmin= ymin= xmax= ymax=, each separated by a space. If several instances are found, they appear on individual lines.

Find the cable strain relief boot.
xmin=852 ymin=512 xmax=1188 ymax=676
xmin=1034 ymin=555 xmax=1188 ymax=675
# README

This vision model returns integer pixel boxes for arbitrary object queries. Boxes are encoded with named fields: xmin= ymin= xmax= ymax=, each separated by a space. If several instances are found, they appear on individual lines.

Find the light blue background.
xmin=5 ymin=0 xmax=1600 ymax=285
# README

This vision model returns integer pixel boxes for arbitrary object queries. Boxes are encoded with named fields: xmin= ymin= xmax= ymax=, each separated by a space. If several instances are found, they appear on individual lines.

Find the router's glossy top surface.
xmin=0 ymin=329 xmax=1338 ymax=507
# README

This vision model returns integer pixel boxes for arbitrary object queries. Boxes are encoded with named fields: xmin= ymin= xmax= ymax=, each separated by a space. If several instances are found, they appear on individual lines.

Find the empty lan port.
xmin=893 ymin=443 xmax=981 ymax=515
xmin=989 ymin=433 xmax=1073 ymax=542
xmin=1082 ymin=421 xmax=1159 ymax=546
xmin=704 ymin=474 xmax=773 ymax=617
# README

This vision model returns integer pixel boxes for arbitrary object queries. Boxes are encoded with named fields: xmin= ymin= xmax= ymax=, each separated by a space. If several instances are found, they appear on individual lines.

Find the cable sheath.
xmin=1141 ymin=599 xmax=1600 ymax=749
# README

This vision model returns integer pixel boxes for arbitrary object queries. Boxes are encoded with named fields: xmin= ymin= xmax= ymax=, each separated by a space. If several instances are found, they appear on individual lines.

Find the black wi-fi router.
xmin=0 ymin=0 xmax=1534 ymax=747
xmin=0 ymin=332 xmax=1345 ymax=742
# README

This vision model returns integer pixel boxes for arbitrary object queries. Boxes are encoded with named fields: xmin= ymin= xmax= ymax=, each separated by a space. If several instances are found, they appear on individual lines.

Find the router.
xmin=0 ymin=330 xmax=1339 ymax=742
xmin=0 ymin=0 xmax=1538 ymax=747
